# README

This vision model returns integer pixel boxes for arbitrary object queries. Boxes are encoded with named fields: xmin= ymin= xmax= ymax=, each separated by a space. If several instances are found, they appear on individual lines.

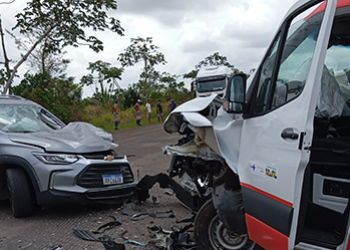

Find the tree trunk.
xmin=41 ymin=42 xmax=46 ymax=74
xmin=143 ymin=56 xmax=148 ymax=85
xmin=0 ymin=16 xmax=11 ymax=83
xmin=2 ymin=25 xmax=55 ymax=94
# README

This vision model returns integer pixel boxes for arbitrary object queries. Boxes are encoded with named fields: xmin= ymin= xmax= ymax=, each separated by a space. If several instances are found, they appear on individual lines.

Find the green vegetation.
xmin=80 ymin=101 xmax=175 ymax=132
xmin=0 ymin=1 xmax=242 ymax=132
xmin=11 ymin=72 xmax=191 ymax=131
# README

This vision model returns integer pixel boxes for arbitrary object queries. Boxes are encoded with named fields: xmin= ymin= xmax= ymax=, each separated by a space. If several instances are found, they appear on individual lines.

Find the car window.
xmin=251 ymin=1 xmax=325 ymax=115
xmin=196 ymin=78 xmax=226 ymax=93
xmin=0 ymin=104 xmax=64 ymax=133
xmin=321 ymin=7 xmax=350 ymax=117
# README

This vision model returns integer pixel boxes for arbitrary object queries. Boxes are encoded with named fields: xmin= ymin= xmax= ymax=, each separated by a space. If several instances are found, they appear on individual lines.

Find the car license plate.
xmin=102 ymin=173 xmax=123 ymax=185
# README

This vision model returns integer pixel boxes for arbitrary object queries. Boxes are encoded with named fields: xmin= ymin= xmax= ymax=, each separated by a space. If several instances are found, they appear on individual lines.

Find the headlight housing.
xmin=33 ymin=153 xmax=79 ymax=165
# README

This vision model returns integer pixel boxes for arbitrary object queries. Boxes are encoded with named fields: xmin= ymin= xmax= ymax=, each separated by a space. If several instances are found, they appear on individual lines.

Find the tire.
xmin=6 ymin=168 xmax=33 ymax=218
xmin=194 ymin=199 xmax=256 ymax=250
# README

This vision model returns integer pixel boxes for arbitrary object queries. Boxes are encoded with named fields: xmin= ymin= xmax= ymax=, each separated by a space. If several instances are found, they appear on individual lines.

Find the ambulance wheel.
xmin=195 ymin=199 xmax=255 ymax=250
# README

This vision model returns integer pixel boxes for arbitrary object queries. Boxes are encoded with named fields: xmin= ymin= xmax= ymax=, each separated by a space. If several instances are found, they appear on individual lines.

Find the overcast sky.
xmin=1 ymin=0 xmax=299 ymax=96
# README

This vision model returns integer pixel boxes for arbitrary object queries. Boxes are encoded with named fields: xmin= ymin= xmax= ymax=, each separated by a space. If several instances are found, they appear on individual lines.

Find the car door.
xmin=236 ymin=1 xmax=337 ymax=249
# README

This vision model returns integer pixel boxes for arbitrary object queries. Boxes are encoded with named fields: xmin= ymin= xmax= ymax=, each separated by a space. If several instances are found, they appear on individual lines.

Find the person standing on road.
xmin=145 ymin=100 xmax=152 ymax=124
xmin=156 ymin=100 xmax=164 ymax=123
xmin=112 ymin=99 xmax=120 ymax=130
xmin=134 ymin=99 xmax=142 ymax=127
xmin=170 ymin=98 xmax=177 ymax=111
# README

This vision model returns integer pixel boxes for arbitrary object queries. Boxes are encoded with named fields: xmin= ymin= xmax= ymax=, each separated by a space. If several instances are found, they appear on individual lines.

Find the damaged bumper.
xmin=37 ymin=156 xmax=137 ymax=206
xmin=37 ymin=184 xmax=136 ymax=207
xmin=164 ymin=142 xmax=222 ymax=162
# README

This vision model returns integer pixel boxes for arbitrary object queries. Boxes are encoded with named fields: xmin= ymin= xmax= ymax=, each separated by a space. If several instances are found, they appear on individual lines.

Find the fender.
xmin=0 ymin=155 xmax=41 ymax=202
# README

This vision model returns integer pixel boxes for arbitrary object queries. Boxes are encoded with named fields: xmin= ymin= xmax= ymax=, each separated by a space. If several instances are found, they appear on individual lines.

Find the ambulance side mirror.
xmin=224 ymin=74 xmax=247 ymax=114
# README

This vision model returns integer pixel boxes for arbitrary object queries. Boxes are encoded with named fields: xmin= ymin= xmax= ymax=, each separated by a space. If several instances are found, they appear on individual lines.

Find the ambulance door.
xmin=235 ymin=1 xmax=337 ymax=249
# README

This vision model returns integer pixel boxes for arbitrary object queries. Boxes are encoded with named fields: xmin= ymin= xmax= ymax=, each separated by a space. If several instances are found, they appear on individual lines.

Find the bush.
xmin=11 ymin=72 xmax=194 ymax=131
xmin=12 ymin=73 xmax=82 ymax=123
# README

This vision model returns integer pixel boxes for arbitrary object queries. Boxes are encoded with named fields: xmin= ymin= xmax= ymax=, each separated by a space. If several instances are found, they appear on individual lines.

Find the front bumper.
xmin=34 ymin=155 xmax=137 ymax=206
xmin=37 ymin=183 xmax=136 ymax=207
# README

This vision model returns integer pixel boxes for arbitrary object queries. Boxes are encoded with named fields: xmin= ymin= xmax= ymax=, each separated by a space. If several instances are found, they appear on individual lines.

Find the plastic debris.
xmin=122 ymin=207 xmax=175 ymax=221
xmin=73 ymin=229 xmax=125 ymax=250
xmin=92 ymin=216 xmax=122 ymax=234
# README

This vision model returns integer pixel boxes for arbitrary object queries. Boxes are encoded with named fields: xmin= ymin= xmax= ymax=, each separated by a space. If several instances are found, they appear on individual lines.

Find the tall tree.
xmin=196 ymin=52 xmax=234 ymax=69
xmin=0 ymin=16 xmax=11 ymax=88
xmin=80 ymin=60 xmax=123 ymax=103
xmin=10 ymin=32 xmax=70 ymax=76
xmin=118 ymin=37 xmax=166 ymax=97
xmin=1 ymin=0 xmax=124 ymax=94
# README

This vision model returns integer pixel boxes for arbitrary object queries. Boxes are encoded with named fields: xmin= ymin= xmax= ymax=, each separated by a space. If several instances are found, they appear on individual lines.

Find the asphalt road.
xmin=0 ymin=124 xmax=190 ymax=250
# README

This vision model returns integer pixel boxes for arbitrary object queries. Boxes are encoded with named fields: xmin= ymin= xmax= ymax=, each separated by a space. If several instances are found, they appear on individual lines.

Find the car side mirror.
xmin=224 ymin=74 xmax=247 ymax=114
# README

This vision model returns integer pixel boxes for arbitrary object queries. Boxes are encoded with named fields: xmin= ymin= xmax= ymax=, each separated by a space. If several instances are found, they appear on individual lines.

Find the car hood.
xmin=170 ymin=94 xmax=217 ymax=114
xmin=8 ymin=122 xmax=117 ymax=154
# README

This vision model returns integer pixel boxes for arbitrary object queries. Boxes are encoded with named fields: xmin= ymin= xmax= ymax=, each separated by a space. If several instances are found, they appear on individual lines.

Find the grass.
xmin=81 ymin=103 xmax=170 ymax=132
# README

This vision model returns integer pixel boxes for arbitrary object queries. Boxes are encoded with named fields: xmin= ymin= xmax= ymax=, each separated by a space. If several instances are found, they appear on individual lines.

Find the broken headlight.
xmin=33 ymin=153 xmax=79 ymax=165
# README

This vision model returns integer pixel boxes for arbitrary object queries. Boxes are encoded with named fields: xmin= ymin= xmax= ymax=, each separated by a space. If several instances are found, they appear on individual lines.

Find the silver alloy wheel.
xmin=208 ymin=215 xmax=255 ymax=250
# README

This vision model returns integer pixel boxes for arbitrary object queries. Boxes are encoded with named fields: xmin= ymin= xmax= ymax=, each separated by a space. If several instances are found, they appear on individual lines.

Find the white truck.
xmin=195 ymin=66 xmax=233 ymax=98
xmin=164 ymin=0 xmax=350 ymax=249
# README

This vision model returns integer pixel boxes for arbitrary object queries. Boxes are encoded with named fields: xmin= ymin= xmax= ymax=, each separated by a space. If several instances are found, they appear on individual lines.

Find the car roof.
xmin=0 ymin=95 xmax=38 ymax=106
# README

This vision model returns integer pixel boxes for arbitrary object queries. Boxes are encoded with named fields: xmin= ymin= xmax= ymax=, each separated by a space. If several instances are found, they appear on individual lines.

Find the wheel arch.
xmin=0 ymin=155 xmax=40 ymax=203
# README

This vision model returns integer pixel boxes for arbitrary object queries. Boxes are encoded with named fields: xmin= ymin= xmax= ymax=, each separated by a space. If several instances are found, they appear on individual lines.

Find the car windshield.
xmin=0 ymin=104 xmax=64 ymax=133
xmin=197 ymin=78 xmax=226 ymax=93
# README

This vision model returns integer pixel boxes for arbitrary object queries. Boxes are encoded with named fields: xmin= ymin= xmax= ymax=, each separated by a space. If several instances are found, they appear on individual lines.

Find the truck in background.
xmin=195 ymin=66 xmax=233 ymax=98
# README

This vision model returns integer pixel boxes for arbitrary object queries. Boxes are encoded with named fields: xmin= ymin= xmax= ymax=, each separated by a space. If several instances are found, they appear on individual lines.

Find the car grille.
xmin=81 ymin=151 xmax=115 ymax=160
xmin=77 ymin=163 xmax=134 ymax=188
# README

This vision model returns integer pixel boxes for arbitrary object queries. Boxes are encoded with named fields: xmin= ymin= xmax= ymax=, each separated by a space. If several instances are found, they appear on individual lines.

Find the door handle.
xmin=281 ymin=128 xmax=299 ymax=140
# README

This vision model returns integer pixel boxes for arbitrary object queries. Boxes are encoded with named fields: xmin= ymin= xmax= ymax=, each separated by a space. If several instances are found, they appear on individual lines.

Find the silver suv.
xmin=0 ymin=95 xmax=136 ymax=217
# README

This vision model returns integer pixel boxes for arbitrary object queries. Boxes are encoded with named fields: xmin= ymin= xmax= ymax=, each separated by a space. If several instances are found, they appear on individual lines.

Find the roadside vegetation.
xmin=0 ymin=0 xmax=242 ymax=131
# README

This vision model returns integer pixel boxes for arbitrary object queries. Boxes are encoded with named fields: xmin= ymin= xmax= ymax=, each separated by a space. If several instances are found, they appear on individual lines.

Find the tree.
xmin=195 ymin=52 xmax=234 ymax=69
xmin=158 ymin=72 xmax=191 ymax=102
xmin=80 ymin=60 xmax=123 ymax=103
xmin=12 ymin=73 xmax=82 ymax=122
xmin=118 ymin=85 xmax=140 ymax=109
xmin=118 ymin=37 xmax=166 ymax=97
xmin=0 ymin=16 xmax=11 ymax=87
xmin=1 ymin=0 xmax=124 ymax=94
xmin=10 ymin=32 xmax=70 ymax=76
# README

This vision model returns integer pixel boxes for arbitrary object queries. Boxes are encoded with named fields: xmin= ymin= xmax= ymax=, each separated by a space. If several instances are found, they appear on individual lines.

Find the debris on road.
xmin=136 ymin=173 xmax=206 ymax=211
xmin=92 ymin=216 xmax=122 ymax=234
xmin=125 ymin=239 xmax=147 ymax=248
xmin=121 ymin=200 xmax=176 ymax=221
xmin=167 ymin=224 xmax=196 ymax=250
xmin=73 ymin=229 xmax=125 ymax=250
xmin=122 ymin=210 xmax=175 ymax=221
xmin=49 ymin=245 xmax=64 ymax=250
xmin=147 ymin=223 xmax=196 ymax=250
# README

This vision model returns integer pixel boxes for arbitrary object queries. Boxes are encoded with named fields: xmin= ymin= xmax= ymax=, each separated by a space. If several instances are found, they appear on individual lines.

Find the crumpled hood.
xmin=9 ymin=122 xmax=117 ymax=154
xmin=163 ymin=94 xmax=217 ymax=133
xmin=169 ymin=94 xmax=217 ymax=114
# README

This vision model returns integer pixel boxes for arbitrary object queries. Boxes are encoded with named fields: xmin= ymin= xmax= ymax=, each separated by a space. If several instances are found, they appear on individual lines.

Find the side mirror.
xmin=224 ymin=74 xmax=247 ymax=114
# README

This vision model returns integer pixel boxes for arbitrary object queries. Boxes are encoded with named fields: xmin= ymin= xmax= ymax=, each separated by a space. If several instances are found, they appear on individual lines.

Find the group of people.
xmin=112 ymin=98 xmax=177 ymax=130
